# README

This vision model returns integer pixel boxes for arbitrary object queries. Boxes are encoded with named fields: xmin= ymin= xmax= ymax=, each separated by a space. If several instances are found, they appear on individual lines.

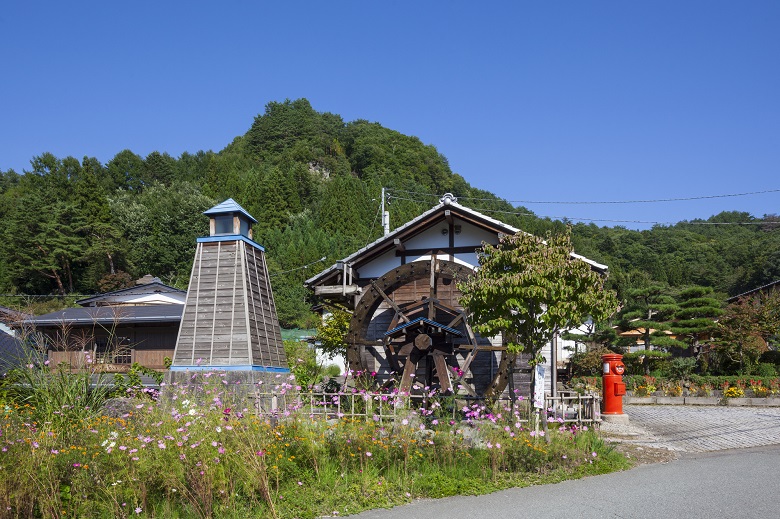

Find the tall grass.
xmin=0 ymin=370 xmax=630 ymax=519
xmin=2 ymin=356 xmax=113 ymax=434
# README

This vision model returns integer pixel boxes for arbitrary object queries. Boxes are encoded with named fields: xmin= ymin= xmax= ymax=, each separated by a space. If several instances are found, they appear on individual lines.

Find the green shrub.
xmin=568 ymin=346 xmax=610 ymax=377
xmin=323 ymin=364 xmax=341 ymax=378
xmin=759 ymin=350 xmax=780 ymax=367
xmin=666 ymin=357 xmax=697 ymax=380
xmin=623 ymin=350 xmax=670 ymax=375
xmin=755 ymin=363 xmax=778 ymax=377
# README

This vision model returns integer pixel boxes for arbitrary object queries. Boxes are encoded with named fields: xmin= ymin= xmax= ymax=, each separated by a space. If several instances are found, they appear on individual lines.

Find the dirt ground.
xmin=597 ymin=421 xmax=680 ymax=466
xmin=610 ymin=441 xmax=679 ymax=466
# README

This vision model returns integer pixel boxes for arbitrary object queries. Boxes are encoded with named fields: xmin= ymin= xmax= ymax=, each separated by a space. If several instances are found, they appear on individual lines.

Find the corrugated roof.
xmin=384 ymin=317 xmax=464 ymax=337
xmin=203 ymin=198 xmax=257 ymax=223
xmin=24 ymin=305 xmax=183 ymax=327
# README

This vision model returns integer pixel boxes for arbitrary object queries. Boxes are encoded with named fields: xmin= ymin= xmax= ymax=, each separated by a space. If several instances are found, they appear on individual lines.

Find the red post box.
xmin=601 ymin=353 xmax=626 ymax=415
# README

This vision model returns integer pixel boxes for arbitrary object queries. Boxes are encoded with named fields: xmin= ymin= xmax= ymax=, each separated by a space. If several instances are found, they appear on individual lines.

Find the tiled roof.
xmin=76 ymin=282 xmax=185 ymax=307
xmin=726 ymin=279 xmax=780 ymax=302
xmin=24 ymin=305 xmax=183 ymax=327
xmin=306 ymin=194 xmax=607 ymax=286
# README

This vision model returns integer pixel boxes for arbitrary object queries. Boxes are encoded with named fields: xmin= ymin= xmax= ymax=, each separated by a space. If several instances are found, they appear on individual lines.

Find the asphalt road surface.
xmin=347 ymin=404 xmax=780 ymax=519
xmin=347 ymin=445 xmax=780 ymax=518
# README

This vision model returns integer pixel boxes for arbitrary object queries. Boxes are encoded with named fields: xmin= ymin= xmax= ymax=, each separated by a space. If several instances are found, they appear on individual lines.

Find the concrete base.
xmin=601 ymin=413 xmax=630 ymax=424
xmin=164 ymin=369 xmax=294 ymax=415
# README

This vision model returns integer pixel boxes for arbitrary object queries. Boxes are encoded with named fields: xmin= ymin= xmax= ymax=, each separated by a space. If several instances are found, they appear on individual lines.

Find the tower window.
xmin=214 ymin=215 xmax=233 ymax=235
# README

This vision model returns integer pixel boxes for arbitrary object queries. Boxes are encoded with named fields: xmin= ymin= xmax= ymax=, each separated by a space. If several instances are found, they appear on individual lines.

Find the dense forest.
xmin=1 ymin=98 xmax=779 ymax=330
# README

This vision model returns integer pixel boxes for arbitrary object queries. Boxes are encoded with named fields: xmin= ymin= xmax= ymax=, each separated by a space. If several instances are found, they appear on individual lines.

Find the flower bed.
xmin=0 ymin=369 xmax=629 ymax=518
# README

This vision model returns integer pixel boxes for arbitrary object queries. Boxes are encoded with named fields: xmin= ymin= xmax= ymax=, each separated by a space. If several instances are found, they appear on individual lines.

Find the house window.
xmin=214 ymin=215 xmax=233 ymax=235
xmin=94 ymin=337 xmax=132 ymax=364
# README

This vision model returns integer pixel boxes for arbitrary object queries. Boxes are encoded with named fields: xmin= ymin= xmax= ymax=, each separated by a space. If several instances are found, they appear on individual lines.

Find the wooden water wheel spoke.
xmin=432 ymin=351 xmax=452 ymax=393
xmin=348 ymin=259 xmax=501 ymax=396
xmin=371 ymin=280 xmax=409 ymax=323
xmin=383 ymin=339 xmax=403 ymax=374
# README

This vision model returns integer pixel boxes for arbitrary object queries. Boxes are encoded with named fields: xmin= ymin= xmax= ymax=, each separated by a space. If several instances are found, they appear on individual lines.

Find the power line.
xmin=270 ymin=256 xmax=327 ymax=277
xmin=362 ymin=199 xmax=383 ymax=249
xmin=472 ymin=206 xmax=779 ymax=226
xmin=385 ymin=191 xmax=779 ymax=226
xmin=386 ymin=187 xmax=780 ymax=205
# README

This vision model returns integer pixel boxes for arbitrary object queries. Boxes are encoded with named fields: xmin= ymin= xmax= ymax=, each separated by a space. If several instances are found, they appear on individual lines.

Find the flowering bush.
xmin=724 ymin=386 xmax=745 ymax=398
xmin=0 ymin=368 xmax=628 ymax=518
xmin=661 ymin=382 xmax=683 ymax=397
xmin=749 ymin=380 xmax=768 ymax=397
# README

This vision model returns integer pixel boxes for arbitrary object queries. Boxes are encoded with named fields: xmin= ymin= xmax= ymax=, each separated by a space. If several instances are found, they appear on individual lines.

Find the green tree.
xmin=716 ymin=290 xmax=780 ymax=374
xmin=106 ymin=149 xmax=145 ymax=191
xmin=3 ymin=157 xmax=86 ymax=296
xmin=143 ymin=151 xmax=177 ymax=186
xmin=73 ymin=156 xmax=127 ymax=285
xmin=670 ymin=286 xmax=723 ymax=353
xmin=315 ymin=304 xmax=351 ymax=360
xmin=111 ymin=182 xmax=214 ymax=285
xmin=619 ymin=285 xmax=681 ymax=349
xmin=459 ymin=230 xmax=619 ymax=396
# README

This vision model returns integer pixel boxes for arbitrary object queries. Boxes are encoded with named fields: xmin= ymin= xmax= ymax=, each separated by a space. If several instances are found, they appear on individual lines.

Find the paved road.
xmin=612 ymin=404 xmax=780 ymax=452
xmin=349 ymin=445 xmax=780 ymax=519
xmin=346 ymin=406 xmax=780 ymax=518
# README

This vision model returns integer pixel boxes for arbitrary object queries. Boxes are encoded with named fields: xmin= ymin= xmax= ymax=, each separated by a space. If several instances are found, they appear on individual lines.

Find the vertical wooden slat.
xmin=229 ymin=240 xmax=241 ymax=365
xmin=238 ymin=241 xmax=253 ymax=365
xmin=208 ymin=241 xmax=221 ymax=364
xmin=248 ymin=246 xmax=266 ymax=366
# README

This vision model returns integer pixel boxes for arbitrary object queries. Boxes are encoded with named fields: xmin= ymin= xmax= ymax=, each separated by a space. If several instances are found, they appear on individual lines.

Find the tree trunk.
xmin=107 ymin=251 xmax=116 ymax=275
xmin=484 ymin=351 xmax=517 ymax=399
xmin=51 ymin=268 xmax=65 ymax=297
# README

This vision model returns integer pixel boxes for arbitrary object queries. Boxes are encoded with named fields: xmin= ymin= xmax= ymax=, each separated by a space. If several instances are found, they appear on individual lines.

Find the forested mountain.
xmin=1 ymin=98 xmax=778 ymax=327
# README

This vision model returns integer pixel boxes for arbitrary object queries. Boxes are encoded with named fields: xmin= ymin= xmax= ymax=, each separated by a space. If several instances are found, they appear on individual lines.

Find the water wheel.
xmin=347 ymin=257 xmax=513 ymax=397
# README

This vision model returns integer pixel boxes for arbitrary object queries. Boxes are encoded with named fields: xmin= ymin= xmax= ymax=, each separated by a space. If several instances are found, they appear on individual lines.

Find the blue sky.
xmin=1 ymin=1 xmax=778 ymax=229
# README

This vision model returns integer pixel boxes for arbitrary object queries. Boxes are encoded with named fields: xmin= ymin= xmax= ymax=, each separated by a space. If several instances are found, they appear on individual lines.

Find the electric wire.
xmin=384 ymin=190 xmax=780 ymax=226
xmin=385 ymin=187 xmax=780 ymax=205
xmin=362 ymin=199 xmax=383 ymax=249
xmin=269 ymin=256 xmax=327 ymax=277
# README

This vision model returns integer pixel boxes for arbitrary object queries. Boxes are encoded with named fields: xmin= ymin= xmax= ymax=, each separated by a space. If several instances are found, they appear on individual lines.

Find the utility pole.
xmin=382 ymin=187 xmax=390 ymax=235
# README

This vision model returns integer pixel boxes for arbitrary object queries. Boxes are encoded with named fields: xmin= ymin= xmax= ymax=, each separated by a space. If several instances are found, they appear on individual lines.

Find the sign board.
xmin=533 ymin=364 xmax=546 ymax=409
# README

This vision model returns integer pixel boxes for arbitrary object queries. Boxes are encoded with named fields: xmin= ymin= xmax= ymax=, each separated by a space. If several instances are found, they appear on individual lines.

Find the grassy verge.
xmin=0 ymin=372 xmax=630 ymax=518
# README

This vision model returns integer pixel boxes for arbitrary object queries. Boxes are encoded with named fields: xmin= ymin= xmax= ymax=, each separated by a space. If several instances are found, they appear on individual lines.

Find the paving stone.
xmin=610 ymin=405 xmax=780 ymax=453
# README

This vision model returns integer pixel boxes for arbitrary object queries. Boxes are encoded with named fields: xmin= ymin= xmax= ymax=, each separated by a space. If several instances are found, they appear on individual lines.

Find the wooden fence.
xmin=251 ymin=390 xmax=601 ymax=426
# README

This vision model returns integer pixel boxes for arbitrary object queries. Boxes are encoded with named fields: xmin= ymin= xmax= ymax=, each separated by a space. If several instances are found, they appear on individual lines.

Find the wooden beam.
xmin=314 ymin=285 xmax=361 ymax=296
xmin=371 ymin=280 xmax=409 ymax=323
xmin=395 ymin=245 xmax=483 ymax=257
xmin=393 ymin=238 xmax=405 ymax=252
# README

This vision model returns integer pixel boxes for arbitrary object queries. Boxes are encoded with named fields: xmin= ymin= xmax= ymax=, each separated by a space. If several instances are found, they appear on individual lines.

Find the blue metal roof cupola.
xmin=171 ymin=199 xmax=287 ymax=373
xmin=203 ymin=198 xmax=257 ymax=240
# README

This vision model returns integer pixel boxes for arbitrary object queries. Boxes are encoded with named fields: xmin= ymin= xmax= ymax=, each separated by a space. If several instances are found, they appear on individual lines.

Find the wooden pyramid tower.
xmin=171 ymin=199 xmax=287 ymax=372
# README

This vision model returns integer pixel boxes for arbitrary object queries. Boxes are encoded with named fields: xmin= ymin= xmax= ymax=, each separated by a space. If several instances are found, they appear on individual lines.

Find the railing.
xmin=250 ymin=389 xmax=601 ymax=426
xmin=545 ymin=391 xmax=601 ymax=425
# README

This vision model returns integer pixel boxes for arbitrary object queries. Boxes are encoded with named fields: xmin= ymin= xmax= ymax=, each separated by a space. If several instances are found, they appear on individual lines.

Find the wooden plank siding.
xmin=173 ymin=239 xmax=285 ymax=368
